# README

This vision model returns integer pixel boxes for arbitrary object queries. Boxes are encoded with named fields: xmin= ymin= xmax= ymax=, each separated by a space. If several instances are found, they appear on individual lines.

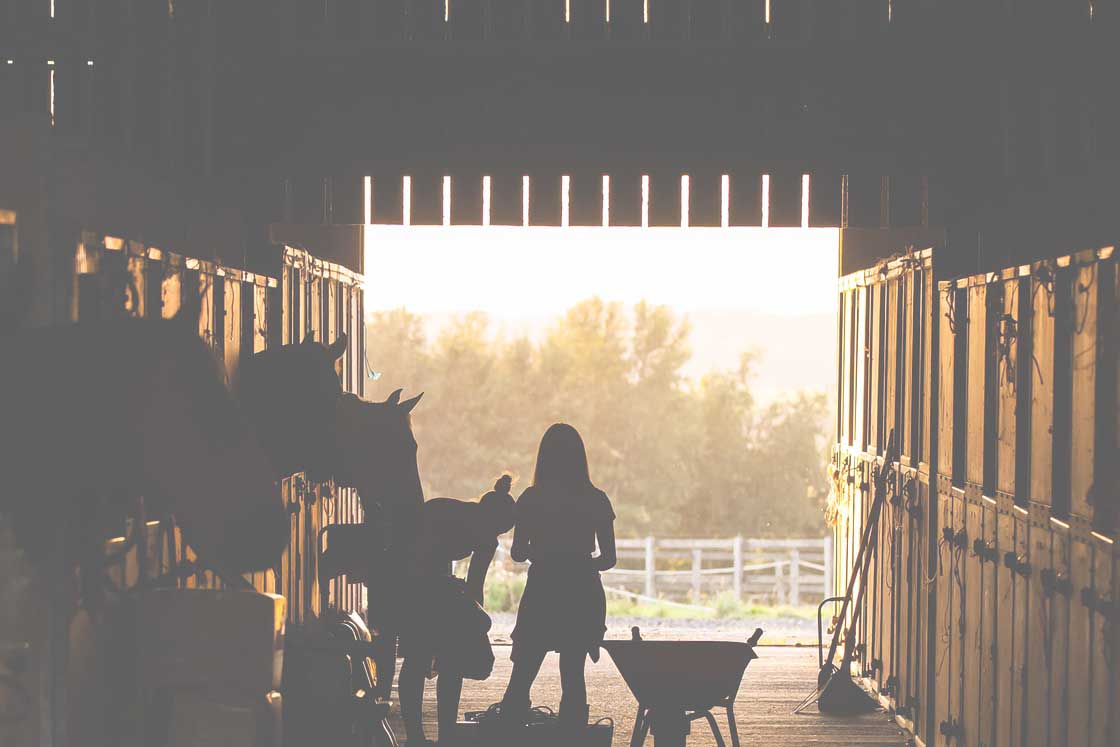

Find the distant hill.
xmin=379 ymin=307 xmax=835 ymax=406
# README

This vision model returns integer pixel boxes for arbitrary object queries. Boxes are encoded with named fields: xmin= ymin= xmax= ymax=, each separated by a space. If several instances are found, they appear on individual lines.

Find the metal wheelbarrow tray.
xmin=603 ymin=628 xmax=763 ymax=747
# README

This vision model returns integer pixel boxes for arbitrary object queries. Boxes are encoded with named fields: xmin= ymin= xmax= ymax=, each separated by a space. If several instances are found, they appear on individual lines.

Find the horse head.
xmin=333 ymin=389 xmax=426 ymax=540
xmin=235 ymin=334 xmax=347 ymax=481
xmin=138 ymin=321 xmax=287 ymax=573
xmin=1 ymin=316 xmax=287 ymax=577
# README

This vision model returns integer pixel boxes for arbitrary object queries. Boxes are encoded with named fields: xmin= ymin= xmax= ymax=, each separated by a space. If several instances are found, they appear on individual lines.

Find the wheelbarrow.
xmin=603 ymin=627 xmax=763 ymax=747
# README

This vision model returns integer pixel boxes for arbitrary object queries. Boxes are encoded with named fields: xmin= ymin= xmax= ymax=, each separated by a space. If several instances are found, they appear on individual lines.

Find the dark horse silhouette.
xmin=235 ymin=334 xmax=349 ymax=482
xmin=330 ymin=389 xmax=426 ymax=697
xmin=333 ymin=389 xmax=425 ymax=533
xmin=0 ymin=313 xmax=286 ymax=579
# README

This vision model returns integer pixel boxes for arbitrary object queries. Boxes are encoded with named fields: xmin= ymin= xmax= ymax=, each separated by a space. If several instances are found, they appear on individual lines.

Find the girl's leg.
xmin=558 ymin=650 xmax=588 ymax=725
xmin=500 ymin=648 xmax=547 ymax=716
xmin=436 ymin=670 xmax=463 ymax=741
xmin=372 ymin=630 xmax=397 ymax=701
xmin=398 ymin=655 xmax=428 ymax=743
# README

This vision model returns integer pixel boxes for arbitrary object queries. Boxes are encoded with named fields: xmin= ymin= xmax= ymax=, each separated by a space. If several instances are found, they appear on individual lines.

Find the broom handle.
xmin=822 ymin=430 xmax=896 ymax=672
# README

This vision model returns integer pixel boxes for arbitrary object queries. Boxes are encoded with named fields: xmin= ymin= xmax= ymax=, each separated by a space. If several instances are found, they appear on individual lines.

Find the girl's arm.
xmin=593 ymin=516 xmax=617 ymax=572
xmin=466 ymin=543 xmax=496 ymax=604
xmin=510 ymin=520 xmax=531 ymax=563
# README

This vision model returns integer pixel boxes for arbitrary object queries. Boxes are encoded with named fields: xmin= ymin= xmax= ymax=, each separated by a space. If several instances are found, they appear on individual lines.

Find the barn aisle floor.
xmin=390 ymin=645 xmax=911 ymax=746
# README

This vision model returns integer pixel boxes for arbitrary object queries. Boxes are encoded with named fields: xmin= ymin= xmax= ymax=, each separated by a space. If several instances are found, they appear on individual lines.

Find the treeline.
xmin=364 ymin=299 xmax=829 ymax=538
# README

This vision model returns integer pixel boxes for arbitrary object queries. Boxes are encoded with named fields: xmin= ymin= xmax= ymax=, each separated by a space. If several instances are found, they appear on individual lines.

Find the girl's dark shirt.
xmin=515 ymin=484 xmax=614 ymax=558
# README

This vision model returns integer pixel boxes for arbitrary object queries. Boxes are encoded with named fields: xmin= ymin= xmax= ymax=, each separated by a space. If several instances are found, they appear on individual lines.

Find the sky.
xmin=363 ymin=226 xmax=839 ymax=318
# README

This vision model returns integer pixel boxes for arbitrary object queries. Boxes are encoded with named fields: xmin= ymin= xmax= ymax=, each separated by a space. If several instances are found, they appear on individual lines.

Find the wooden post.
xmin=644 ymin=536 xmax=656 ymax=598
xmin=733 ymin=535 xmax=743 ymax=600
xmin=790 ymin=548 xmax=801 ymax=606
xmin=775 ymin=559 xmax=786 ymax=604
xmin=691 ymin=548 xmax=702 ymax=603
xmin=824 ymin=535 xmax=834 ymax=597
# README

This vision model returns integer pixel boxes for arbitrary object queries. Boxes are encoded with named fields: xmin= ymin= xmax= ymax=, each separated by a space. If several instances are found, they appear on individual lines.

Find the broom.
xmin=796 ymin=429 xmax=897 ymax=715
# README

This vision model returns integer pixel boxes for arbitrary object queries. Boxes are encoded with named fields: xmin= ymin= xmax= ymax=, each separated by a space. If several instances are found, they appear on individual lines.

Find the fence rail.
xmin=495 ymin=536 xmax=832 ymax=606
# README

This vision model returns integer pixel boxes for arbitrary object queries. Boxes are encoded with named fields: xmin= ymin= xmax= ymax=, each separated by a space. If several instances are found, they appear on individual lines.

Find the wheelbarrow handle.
xmin=747 ymin=628 xmax=763 ymax=647
xmin=817 ymin=596 xmax=846 ymax=670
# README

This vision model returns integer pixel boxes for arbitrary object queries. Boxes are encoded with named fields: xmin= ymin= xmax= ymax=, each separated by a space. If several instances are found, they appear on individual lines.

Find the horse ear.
xmin=327 ymin=333 xmax=348 ymax=361
xmin=400 ymin=392 xmax=423 ymax=414
xmin=385 ymin=388 xmax=403 ymax=406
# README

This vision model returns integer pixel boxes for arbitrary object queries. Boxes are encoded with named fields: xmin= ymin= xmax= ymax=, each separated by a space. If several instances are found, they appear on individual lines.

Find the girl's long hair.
xmin=531 ymin=423 xmax=594 ymax=491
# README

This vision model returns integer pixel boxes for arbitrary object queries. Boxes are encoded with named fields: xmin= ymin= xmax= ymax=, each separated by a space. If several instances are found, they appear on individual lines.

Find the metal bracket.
xmin=1040 ymin=568 xmax=1073 ymax=597
xmin=1003 ymin=552 xmax=1031 ymax=577
xmin=972 ymin=538 xmax=997 ymax=563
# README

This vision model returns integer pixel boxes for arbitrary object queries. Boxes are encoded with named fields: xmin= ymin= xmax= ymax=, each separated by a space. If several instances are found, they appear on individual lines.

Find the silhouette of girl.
xmin=500 ymin=423 xmax=617 ymax=729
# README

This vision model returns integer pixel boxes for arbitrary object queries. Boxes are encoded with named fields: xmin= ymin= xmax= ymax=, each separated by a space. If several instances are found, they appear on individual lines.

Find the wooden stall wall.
xmin=835 ymin=244 xmax=1117 ymax=747
xmin=273 ymin=244 xmax=366 ymax=624
xmin=71 ymin=236 xmax=368 ymax=625
xmin=831 ymin=249 xmax=934 ymax=742
xmin=71 ymin=232 xmax=279 ymax=595
xmin=930 ymin=246 xmax=1117 ymax=747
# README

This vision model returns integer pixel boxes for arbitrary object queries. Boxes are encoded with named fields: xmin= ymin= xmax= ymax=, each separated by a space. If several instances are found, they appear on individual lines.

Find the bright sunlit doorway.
xmin=362 ymin=174 xmax=838 ymax=640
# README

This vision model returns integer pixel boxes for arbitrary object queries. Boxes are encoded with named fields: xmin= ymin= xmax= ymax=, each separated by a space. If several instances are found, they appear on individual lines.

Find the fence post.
xmin=823 ymin=535 xmax=834 ymax=597
xmin=644 ymin=535 xmax=656 ymax=598
xmin=775 ymin=559 xmax=785 ymax=604
xmin=789 ymin=548 xmax=801 ymax=606
xmin=691 ymin=548 xmax=702 ymax=603
xmin=732 ymin=535 xmax=743 ymax=601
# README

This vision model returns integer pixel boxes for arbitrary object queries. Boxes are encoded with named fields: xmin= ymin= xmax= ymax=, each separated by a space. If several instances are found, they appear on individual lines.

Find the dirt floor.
xmin=388 ymin=639 xmax=911 ymax=746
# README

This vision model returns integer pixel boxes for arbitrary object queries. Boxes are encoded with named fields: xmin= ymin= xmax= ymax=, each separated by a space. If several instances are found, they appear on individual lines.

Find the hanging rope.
xmin=996 ymin=310 xmax=1018 ymax=393
xmin=944 ymin=284 xmax=959 ymax=335
xmin=1033 ymin=261 xmax=1056 ymax=318
xmin=1073 ymin=261 xmax=1096 ymax=336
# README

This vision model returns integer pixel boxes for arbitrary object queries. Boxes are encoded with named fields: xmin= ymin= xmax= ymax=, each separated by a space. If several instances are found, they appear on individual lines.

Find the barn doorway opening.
xmin=361 ymin=174 xmax=838 ymax=642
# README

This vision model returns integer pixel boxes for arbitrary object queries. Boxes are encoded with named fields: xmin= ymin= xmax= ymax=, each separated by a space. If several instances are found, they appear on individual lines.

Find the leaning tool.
xmin=795 ymin=429 xmax=897 ymax=715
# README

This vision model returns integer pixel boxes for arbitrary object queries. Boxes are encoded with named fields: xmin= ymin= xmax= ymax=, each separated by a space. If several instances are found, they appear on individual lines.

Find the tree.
xmin=365 ymin=299 xmax=830 ymax=538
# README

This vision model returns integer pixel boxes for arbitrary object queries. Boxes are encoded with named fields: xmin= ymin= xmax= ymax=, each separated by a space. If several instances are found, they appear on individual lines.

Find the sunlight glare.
xmin=363 ymin=176 xmax=372 ymax=224
xmin=522 ymin=176 xmax=530 ymax=227
xmin=48 ymin=62 xmax=55 ymax=127
xmin=680 ymin=175 xmax=690 ymax=228
xmin=761 ymin=174 xmax=770 ymax=228
xmin=721 ymin=175 xmax=730 ymax=228
xmin=801 ymin=174 xmax=811 ymax=228
xmin=402 ymin=176 xmax=412 ymax=226
xmin=561 ymin=175 xmax=571 ymax=227
xmin=641 ymin=175 xmax=650 ymax=228
xmin=364 ymin=226 xmax=838 ymax=318
xmin=442 ymin=176 xmax=451 ymax=226
xmin=483 ymin=176 xmax=492 ymax=227
xmin=602 ymin=175 xmax=610 ymax=227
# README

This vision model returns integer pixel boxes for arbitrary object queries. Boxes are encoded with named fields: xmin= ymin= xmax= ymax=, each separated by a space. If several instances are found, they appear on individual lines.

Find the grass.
xmin=484 ymin=571 xmax=819 ymax=621
xmin=484 ymin=572 xmax=526 ymax=613
xmin=606 ymin=592 xmax=817 ymax=621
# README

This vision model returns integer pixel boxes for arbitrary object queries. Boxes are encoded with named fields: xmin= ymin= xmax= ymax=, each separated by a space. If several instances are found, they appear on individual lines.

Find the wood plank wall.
xmin=71 ymin=234 xmax=367 ymax=626
xmin=277 ymin=244 xmax=366 ymax=624
xmin=833 ymin=245 xmax=1119 ymax=747
xmin=833 ymin=248 xmax=934 ymax=737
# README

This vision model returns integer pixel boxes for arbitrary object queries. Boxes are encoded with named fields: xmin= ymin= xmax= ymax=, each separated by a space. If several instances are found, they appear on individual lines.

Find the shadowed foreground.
xmin=391 ymin=645 xmax=909 ymax=746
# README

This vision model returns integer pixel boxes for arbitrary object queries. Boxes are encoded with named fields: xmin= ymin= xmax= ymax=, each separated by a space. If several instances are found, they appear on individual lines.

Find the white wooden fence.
xmin=493 ymin=536 xmax=832 ymax=607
